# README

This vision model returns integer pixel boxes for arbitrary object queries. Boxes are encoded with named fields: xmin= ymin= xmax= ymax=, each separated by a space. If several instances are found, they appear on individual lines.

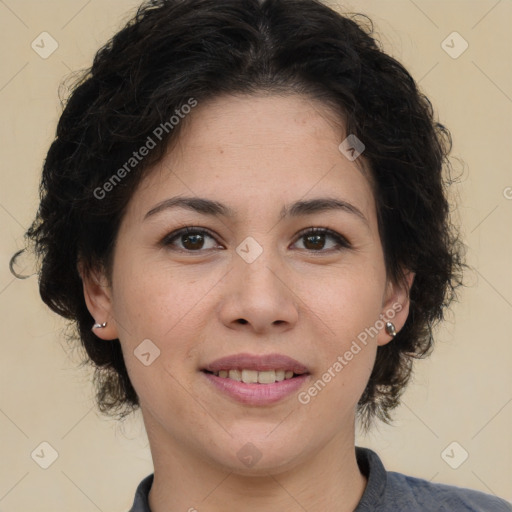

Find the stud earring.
xmin=385 ymin=321 xmax=397 ymax=338
xmin=92 ymin=321 xmax=107 ymax=330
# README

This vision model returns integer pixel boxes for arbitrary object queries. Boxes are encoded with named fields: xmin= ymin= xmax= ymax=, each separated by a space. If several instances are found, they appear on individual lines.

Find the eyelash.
xmin=161 ymin=226 xmax=352 ymax=254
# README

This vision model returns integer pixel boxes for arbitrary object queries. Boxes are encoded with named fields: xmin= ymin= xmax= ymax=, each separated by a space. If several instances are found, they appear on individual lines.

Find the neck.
xmin=144 ymin=411 xmax=367 ymax=512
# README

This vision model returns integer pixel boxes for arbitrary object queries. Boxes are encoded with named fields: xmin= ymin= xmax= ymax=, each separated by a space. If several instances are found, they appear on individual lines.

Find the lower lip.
xmin=202 ymin=372 xmax=309 ymax=405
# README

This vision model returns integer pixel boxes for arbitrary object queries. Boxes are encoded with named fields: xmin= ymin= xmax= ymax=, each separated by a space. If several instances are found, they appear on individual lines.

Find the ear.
xmin=77 ymin=260 xmax=119 ymax=340
xmin=376 ymin=269 xmax=415 ymax=347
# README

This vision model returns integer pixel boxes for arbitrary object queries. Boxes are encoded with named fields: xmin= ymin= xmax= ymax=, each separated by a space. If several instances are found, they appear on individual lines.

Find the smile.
xmin=205 ymin=369 xmax=298 ymax=384
xmin=201 ymin=352 xmax=310 ymax=405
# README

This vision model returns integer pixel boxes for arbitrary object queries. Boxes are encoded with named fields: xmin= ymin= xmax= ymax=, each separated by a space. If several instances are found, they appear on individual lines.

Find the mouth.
xmin=202 ymin=368 xmax=305 ymax=384
xmin=201 ymin=352 xmax=309 ymax=381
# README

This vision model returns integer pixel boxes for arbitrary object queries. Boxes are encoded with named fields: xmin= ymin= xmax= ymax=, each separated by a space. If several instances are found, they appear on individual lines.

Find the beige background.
xmin=1 ymin=0 xmax=511 ymax=510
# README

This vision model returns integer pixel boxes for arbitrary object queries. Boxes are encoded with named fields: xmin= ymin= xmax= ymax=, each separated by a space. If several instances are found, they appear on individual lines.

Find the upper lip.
xmin=202 ymin=353 xmax=309 ymax=374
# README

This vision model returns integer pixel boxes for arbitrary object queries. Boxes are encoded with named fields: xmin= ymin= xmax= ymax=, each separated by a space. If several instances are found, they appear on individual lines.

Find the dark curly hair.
xmin=11 ymin=0 xmax=464 ymax=429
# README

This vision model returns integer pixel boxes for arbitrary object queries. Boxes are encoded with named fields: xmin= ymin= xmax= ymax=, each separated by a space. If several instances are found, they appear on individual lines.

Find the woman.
xmin=13 ymin=0 xmax=511 ymax=510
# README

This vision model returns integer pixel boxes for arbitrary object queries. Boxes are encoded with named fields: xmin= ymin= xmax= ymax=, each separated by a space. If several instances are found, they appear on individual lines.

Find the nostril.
xmin=237 ymin=318 xmax=248 ymax=324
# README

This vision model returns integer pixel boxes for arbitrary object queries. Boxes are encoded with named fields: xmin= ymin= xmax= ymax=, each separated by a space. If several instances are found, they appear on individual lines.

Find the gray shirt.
xmin=128 ymin=446 xmax=511 ymax=511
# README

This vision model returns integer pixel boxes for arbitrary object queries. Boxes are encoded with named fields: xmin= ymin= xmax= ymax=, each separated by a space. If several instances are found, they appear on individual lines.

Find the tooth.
xmin=258 ymin=370 xmax=276 ymax=384
xmin=216 ymin=369 xmax=298 ymax=383
xmin=275 ymin=370 xmax=285 ymax=381
xmin=241 ymin=369 xmax=258 ymax=383
xmin=228 ymin=369 xmax=242 ymax=381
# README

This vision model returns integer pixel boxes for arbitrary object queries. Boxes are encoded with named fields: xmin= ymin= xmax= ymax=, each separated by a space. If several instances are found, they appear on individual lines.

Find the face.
xmin=83 ymin=93 xmax=411 ymax=474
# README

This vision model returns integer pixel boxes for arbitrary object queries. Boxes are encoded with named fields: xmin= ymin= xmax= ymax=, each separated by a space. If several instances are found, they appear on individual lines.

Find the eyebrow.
xmin=144 ymin=196 xmax=368 ymax=225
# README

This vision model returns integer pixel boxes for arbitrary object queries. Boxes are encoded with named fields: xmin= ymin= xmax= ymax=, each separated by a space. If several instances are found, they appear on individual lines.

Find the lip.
xmin=202 ymin=372 xmax=310 ymax=405
xmin=201 ymin=353 xmax=310 ymax=406
xmin=202 ymin=352 xmax=309 ymax=374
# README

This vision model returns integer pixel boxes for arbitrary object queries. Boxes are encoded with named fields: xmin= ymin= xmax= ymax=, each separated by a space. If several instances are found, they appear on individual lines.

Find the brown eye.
xmin=161 ymin=226 xmax=350 ymax=254
xmin=162 ymin=227 xmax=221 ymax=252
xmin=181 ymin=232 xmax=205 ymax=250
xmin=303 ymin=233 xmax=326 ymax=250
xmin=293 ymin=228 xmax=351 ymax=252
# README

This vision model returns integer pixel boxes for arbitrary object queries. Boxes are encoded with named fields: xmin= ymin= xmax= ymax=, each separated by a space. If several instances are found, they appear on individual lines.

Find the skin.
xmin=81 ymin=93 xmax=414 ymax=512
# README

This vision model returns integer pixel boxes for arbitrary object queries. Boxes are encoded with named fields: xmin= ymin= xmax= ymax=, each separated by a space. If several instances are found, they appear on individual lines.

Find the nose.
xmin=217 ymin=244 xmax=299 ymax=335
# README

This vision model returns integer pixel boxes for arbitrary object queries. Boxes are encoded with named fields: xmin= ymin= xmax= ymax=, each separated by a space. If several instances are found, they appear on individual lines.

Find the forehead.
xmin=126 ymin=93 xmax=376 ymax=225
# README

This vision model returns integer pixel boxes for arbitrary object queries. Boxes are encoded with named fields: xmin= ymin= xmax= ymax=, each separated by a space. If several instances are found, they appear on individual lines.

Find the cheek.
xmin=110 ymin=256 xmax=216 ymax=400
xmin=302 ymin=261 xmax=385 ymax=338
xmin=298 ymin=265 xmax=383 ymax=405
xmin=111 ymin=252 xmax=216 ymax=341
xmin=300 ymin=323 xmax=378 ymax=419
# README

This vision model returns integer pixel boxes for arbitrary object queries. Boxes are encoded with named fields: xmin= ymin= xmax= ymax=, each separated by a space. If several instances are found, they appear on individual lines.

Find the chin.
xmin=202 ymin=431 xmax=305 ymax=475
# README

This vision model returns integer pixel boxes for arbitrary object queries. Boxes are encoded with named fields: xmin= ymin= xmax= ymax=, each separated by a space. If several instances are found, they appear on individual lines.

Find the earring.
xmin=92 ymin=321 xmax=107 ymax=330
xmin=385 ymin=321 xmax=397 ymax=338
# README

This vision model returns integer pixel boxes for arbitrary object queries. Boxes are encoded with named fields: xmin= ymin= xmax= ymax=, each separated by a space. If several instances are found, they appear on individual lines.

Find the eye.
xmin=292 ymin=227 xmax=351 ymax=252
xmin=161 ymin=226 xmax=351 ymax=253
xmin=161 ymin=227 xmax=222 ymax=252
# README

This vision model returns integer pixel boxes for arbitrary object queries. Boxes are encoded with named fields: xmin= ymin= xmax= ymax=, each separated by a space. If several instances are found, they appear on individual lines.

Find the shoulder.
xmin=128 ymin=473 xmax=153 ymax=512
xmin=386 ymin=470 xmax=512 ymax=511
xmin=355 ymin=447 xmax=511 ymax=512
